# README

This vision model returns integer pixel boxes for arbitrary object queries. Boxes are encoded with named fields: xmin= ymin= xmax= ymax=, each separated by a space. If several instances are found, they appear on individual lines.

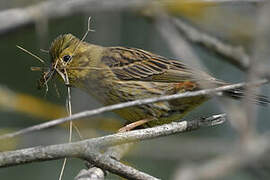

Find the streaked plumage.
xmin=40 ymin=34 xmax=269 ymax=129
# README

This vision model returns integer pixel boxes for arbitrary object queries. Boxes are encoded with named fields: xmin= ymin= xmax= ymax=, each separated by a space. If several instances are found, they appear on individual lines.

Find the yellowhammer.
xmin=39 ymin=34 xmax=269 ymax=132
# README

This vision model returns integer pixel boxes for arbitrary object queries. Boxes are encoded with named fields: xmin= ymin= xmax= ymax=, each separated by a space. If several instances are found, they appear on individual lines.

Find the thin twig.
xmin=16 ymin=45 xmax=45 ymax=63
xmin=58 ymin=81 xmax=73 ymax=180
xmin=0 ymin=80 xmax=266 ymax=140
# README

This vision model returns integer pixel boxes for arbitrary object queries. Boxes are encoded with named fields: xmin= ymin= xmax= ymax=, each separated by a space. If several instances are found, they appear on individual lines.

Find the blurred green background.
xmin=0 ymin=1 xmax=270 ymax=180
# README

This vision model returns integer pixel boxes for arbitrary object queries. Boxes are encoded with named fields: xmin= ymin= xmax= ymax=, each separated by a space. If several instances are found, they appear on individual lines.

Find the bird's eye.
xmin=62 ymin=55 xmax=72 ymax=63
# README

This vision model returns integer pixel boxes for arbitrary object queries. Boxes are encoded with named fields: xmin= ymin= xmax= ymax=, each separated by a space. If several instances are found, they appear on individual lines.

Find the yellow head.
xmin=39 ymin=34 xmax=104 ymax=89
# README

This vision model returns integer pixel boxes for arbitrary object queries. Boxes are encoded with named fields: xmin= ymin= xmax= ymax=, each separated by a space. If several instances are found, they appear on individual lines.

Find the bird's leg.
xmin=118 ymin=118 xmax=153 ymax=132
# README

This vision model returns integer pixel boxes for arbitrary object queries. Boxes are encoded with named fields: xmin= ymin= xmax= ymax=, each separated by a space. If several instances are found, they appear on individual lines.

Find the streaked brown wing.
xmin=102 ymin=47 xmax=215 ymax=83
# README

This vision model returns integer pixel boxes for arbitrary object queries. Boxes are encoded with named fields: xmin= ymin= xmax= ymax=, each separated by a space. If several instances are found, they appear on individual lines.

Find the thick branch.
xmin=75 ymin=143 xmax=134 ymax=180
xmin=83 ymin=150 xmax=160 ymax=180
xmin=0 ymin=81 xmax=265 ymax=140
xmin=0 ymin=113 xmax=225 ymax=168
xmin=75 ymin=168 xmax=105 ymax=180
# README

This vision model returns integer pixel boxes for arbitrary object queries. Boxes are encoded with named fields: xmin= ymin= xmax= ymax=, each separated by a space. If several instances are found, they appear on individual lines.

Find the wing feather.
xmin=101 ymin=47 xmax=214 ymax=83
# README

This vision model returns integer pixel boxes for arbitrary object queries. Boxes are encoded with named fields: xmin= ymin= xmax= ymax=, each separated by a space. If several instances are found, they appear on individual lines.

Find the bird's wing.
xmin=102 ymin=47 xmax=216 ymax=84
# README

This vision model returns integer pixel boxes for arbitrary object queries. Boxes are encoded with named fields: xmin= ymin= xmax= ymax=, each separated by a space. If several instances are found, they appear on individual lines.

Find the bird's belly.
xmin=113 ymin=96 xmax=208 ymax=127
xmin=79 ymin=79 xmax=208 ymax=127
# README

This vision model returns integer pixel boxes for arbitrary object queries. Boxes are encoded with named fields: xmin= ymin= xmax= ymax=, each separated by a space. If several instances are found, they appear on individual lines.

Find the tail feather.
xmin=223 ymin=88 xmax=270 ymax=106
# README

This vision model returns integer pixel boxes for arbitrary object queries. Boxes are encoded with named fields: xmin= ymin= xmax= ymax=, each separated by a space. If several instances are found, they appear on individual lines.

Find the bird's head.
xmin=39 ymin=34 xmax=93 ymax=89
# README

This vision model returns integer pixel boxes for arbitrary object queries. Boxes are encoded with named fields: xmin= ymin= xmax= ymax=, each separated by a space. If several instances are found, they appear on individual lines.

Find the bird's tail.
xmin=223 ymin=87 xmax=270 ymax=106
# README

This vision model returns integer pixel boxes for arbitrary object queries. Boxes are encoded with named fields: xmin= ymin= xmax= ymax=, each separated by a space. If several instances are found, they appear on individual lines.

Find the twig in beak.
xmin=16 ymin=45 xmax=45 ymax=63
xmin=31 ymin=66 xmax=49 ymax=71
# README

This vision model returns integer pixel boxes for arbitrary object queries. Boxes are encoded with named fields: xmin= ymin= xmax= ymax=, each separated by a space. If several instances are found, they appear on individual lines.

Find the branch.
xmin=174 ymin=135 xmax=270 ymax=180
xmin=0 ymin=114 xmax=225 ymax=179
xmin=75 ymin=143 xmax=134 ymax=180
xmin=83 ymin=150 xmax=160 ymax=180
xmin=0 ymin=80 xmax=266 ymax=140
xmin=0 ymin=113 xmax=226 ymax=168
xmin=193 ymin=0 xmax=265 ymax=3
xmin=159 ymin=12 xmax=214 ymax=73
xmin=75 ymin=168 xmax=104 ymax=180
xmin=173 ymin=2 xmax=270 ymax=179
xmin=0 ymin=0 xmax=266 ymax=34
xmin=0 ymin=0 xmax=150 ymax=34
xmin=172 ymin=18 xmax=251 ymax=71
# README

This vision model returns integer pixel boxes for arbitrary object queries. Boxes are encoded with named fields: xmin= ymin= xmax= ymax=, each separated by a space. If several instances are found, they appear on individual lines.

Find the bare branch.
xmin=0 ymin=114 xmax=225 ymax=179
xmin=173 ymin=1 xmax=270 ymax=179
xmin=174 ymin=135 xmax=270 ymax=180
xmin=194 ymin=0 xmax=265 ymax=3
xmin=76 ymin=144 xmax=133 ymax=180
xmin=75 ymin=168 xmax=105 ymax=180
xmin=172 ymin=18 xmax=251 ymax=71
xmin=0 ymin=113 xmax=226 ymax=168
xmin=83 ymin=150 xmax=160 ymax=180
xmin=155 ymin=13 xmax=218 ymax=92
xmin=0 ymin=0 xmax=266 ymax=34
xmin=0 ymin=0 xmax=147 ymax=34
xmin=0 ymin=81 xmax=266 ymax=140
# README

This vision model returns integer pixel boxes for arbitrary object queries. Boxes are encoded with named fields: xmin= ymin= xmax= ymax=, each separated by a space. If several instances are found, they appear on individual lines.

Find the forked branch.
xmin=0 ymin=114 xmax=225 ymax=180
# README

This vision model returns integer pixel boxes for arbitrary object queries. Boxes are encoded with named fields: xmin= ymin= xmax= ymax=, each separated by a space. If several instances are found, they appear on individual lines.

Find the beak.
xmin=52 ymin=60 xmax=70 ymax=86
xmin=54 ymin=67 xmax=69 ymax=86
xmin=38 ymin=60 xmax=70 ymax=90
xmin=37 ymin=64 xmax=55 ymax=90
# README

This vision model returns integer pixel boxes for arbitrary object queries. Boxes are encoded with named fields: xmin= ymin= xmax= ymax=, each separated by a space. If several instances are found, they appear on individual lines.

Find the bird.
xmin=39 ymin=33 xmax=269 ymax=132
